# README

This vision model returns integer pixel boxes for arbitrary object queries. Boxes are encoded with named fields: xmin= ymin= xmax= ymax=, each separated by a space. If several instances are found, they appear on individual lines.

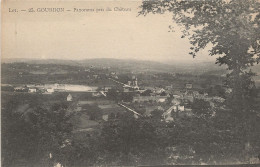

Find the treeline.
xmin=1 ymin=63 xmax=110 ymax=85
xmin=2 ymin=95 xmax=260 ymax=166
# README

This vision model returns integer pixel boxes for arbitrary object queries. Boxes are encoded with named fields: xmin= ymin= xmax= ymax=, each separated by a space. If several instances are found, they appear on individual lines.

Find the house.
xmin=93 ymin=75 xmax=98 ymax=79
xmin=123 ymin=87 xmax=131 ymax=92
xmin=67 ymin=94 xmax=73 ymax=101
xmin=171 ymin=98 xmax=181 ymax=105
xmin=38 ymin=87 xmax=46 ymax=93
xmin=165 ymin=115 xmax=174 ymax=122
xmin=103 ymin=86 xmax=112 ymax=92
xmin=193 ymin=91 xmax=200 ymax=96
xmin=155 ymin=88 xmax=165 ymax=94
xmin=102 ymin=114 xmax=109 ymax=121
xmin=212 ymin=96 xmax=225 ymax=103
xmin=132 ymin=95 xmax=168 ymax=103
xmin=162 ymin=105 xmax=175 ymax=122
xmin=92 ymin=92 xmax=102 ymax=97
xmin=127 ymin=81 xmax=132 ymax=86
xmin=29 ymin=88 xmax=37 ymax=93
xmin=46 ymin=88 xmax=54 ymax=93
xmin=14 ymin=86 xmax=23 ymax=91
xmin=185 ymin=83 xmax=193 ymax=89
xmin=157 ymin=97 xmax=166 ymax=103
xmin=178 ymin=105 xmax=185 ymax=112
xmin=14 ymin=86 xmax=27 ymax=92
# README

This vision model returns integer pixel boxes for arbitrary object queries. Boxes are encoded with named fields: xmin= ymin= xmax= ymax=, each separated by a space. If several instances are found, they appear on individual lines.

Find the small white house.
xmin=185 ymin=83 xmax=193 ymax=89
xmin=46 ymin=88 xmax=54 ymax=93
xmin=178 ymin=105 xmax=185 ymax=112
xmin=29 ymin=88 xmax=37 ymax=93
xmin=102 ymin=114 xmax=109 ymax=121
xmin=67 ymin=94 xmax=73 ymax=101
xmin=165 ymin=116 xmax=174 ymax=122
xmin=92 ymin=92 xmax=102 ymax=97
xmin=14 ymin=86 xmax=26 ymax=91
xmin=172 ymin=99 xmax=181 ymax=105
xmin=157 ymin=98 xmax=166 ymax=103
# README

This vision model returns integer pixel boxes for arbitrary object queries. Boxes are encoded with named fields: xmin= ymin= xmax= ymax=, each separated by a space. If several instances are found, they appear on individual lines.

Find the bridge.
xmin=118 ymin=102 xmax=142 ymax=117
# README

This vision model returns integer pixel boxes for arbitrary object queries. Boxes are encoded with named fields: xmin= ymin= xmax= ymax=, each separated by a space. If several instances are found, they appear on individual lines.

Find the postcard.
xmin=1 ymin=0 xmax=260 ymax=166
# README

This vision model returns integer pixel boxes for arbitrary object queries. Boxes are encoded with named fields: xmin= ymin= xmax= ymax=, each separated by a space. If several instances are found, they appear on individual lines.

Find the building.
xmin=185 ymin=83 xmax=193 ymax=89
xmin=103 ymin=86 xmax=112 ymax=92
xmin=46 ymin=88 xmax=54 ymax=93
xmin=154 ymin=88 xmax=165 ymax=94
xmin=102 ymin=114 xmax=109 ymax=121
xmin=171 ymin=98 xmax=181 ymax=105
xmin=123 ymin=86 xmax=133 ymax=92
xmin=157 ymin=97 xmax=167 ymax=103
xmin=162 ymin=105 xmax=175 ymax=122
xmin=127 ymin=77 xmax=139 ymax=90
xmin=14 ymin=86 xmax=27 ymax=92
xmin=92 ymin=92 xmax=102 ymax=97
xmin=67 ymin=94 xmax=73 ymax=101
xmin=133 ymin=95 xmax=168 ymax=103
xmin=178 ymin=105 xmax=185 ymax=112
xmin=28 ymin=88 xmax=37 ymax=93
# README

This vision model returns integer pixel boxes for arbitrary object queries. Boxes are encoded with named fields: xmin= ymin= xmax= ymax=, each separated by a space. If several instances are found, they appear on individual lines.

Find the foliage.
xmin=151 ymin=109 xmax=165 ymax=119
xmin=2 ymin=98 xmax=73 ymax=167
xmin=141 ymin=89 xmax=152 ymax=96
xmin=106 ymin=88 xmax=119 ymax=101
xmin=3 ymin=95 xmax=259 ymax=165
xmin=97 ymin=112 xmax=168 ymax=166
xmin=139 ymin=3 xmax=260 ymax=163
xmin=121 ymin=92 xmax=134 ymax=102
xmin=82 ymin=104 xmax=103 ymax=120
xmin=139 ymin=0 xmax=260 ymax=112
xmin=191 ymin=99 xmax=212 ymax=118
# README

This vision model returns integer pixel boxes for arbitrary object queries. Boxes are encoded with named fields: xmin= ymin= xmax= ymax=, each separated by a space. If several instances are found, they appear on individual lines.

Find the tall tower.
xmin=134 ymin=78 xmax=138 ymax=87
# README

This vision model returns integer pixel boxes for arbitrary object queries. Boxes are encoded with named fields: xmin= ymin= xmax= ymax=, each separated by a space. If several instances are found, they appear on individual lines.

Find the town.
xmin=2 ymin=61 xmax=227 ymax=123
xmin=2 ymin=0 xmax=260 ymax=166
xmin=2 ymin=59 xmax=260 ymax=166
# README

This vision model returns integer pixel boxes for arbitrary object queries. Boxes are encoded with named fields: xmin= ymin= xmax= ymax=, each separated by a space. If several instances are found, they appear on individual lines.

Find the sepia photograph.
xmin=1 ymin=0 xmax=260 ymax=166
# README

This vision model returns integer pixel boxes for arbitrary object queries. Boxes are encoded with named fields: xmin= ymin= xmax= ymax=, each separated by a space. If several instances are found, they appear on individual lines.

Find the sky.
xmin=2 ymin=0 xmax=215 ymax=63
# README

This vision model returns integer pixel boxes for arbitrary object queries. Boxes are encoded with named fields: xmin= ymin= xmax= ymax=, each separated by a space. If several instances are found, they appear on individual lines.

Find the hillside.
xmin=2 ymin=58 xmax=227 ymax=75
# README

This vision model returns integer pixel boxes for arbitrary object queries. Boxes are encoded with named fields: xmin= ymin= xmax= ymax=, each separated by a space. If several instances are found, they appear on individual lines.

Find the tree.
xmin=2 ymin=98 xmax=73 ymax=167
xmin=121 ymin=92 xmax=134 ymax=102
xmin=83 ymin=104 xmax=103 ymax=120
xmin=139 ymin=0 xmax=260 ymax=162
xmin=151 ymin=109 xmax=165 ymax=119
xmin=107 ymin=88 xmax=119 ymax=101
xmin=141 ymin=89 xmax=152 ymax=96
xmin=139 ymin=0 xmax=260 ymax=112
xmin=191 ymin=99 xmax=212 ymax=119
xmin=98 ymin=112 xmax=167 ymax=166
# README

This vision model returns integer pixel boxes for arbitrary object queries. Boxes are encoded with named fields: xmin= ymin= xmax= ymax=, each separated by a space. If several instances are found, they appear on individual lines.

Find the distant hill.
xmin=4 ymin=58 xmax=259 ymax=76
xmin=2 ymin=58 xmax=81 ymax=66
xmin=77 ymin=58 xmax=179 ymax=73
